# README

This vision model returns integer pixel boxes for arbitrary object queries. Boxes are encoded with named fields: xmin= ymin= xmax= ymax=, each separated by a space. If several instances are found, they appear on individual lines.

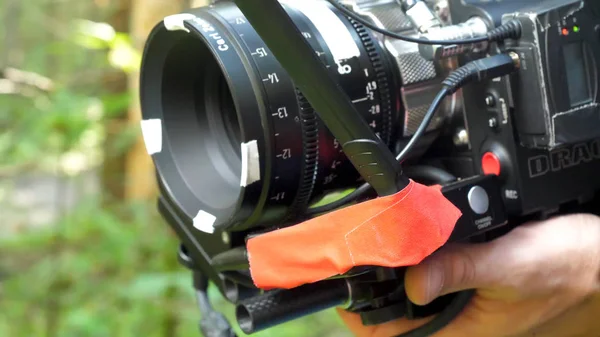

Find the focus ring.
xmin=286 ymin=90 xmax=320 ymax=218
xmin=350 ymin=18 xmax=394 ymax=146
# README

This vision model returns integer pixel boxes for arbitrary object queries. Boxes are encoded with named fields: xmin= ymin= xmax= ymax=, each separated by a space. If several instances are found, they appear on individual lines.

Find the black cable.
xmin=403 ymin=165 xmax=456 ymax=185
xmin=307 ymin=183 xmax=372 ymax=215
xmin=307 ymin=53 xmax=520 ymax=215
xmin=195 ymin=289 xmax=213 ymax=314
xmin=212 ymin=247 xmax=250 ymax=272
xmin=394 ymin=290 xmax=475 ymax=337
xmin=396 ymin=89 xmax=449 ymax=164
xmin=191 ymin=271 xmax=237 ymax=337
xmin=327 ymin=0 xmax=521 ymax=45
xmin=196 ymin=289 xmax=238 ymax=337
xmin=307 ymin=88 xmax=450 ymax=215
xmin=222 ymin=271 xmax=256 ymax=289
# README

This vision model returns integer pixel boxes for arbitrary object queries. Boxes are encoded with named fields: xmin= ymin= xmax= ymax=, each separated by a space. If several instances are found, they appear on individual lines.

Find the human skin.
xmin=338 ymin=213 xmax=600 ymax=337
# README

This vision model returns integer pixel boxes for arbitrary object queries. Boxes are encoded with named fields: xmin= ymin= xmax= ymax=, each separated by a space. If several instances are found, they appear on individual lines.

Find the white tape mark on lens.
xmin=240 ymin=140 xmax=261 ymax=187
xmin=193 ymin=210 xmax=217 ymax=234
xmin=282 ymin=0 xmax=360 ymax=62
xmin=163 ymin=13 xmax=196 ymax=32
xmin=140 ymin=119 xmax=162 ymax=155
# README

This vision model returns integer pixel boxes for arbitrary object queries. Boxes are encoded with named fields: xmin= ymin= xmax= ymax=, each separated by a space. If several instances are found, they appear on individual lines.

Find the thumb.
xmin=405 ymin=214 xmax=600 ymax=305
xmin=404 ymin=240 xmax=506 ymax=305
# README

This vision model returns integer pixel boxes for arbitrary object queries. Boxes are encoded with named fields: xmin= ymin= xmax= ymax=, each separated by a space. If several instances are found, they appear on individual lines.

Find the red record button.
xmin=481 ymin=152 xmax=501 ymax=176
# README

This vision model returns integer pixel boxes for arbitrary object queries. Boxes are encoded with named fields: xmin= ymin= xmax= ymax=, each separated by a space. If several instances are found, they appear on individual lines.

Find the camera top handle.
xmin=233 ymin=0 xmax=409 ymax=197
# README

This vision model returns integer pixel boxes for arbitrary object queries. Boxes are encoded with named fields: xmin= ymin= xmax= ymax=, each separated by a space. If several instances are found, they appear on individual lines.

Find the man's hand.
xmin=339 ymin=213 xmax=600 ymax=337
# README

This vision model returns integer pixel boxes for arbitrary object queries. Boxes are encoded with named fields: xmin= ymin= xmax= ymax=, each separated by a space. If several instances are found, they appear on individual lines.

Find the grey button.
xmin=468 ymin=186 xmax=489 ymax=215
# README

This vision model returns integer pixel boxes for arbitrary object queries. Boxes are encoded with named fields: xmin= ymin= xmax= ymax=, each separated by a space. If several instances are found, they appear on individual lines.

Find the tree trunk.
xmin=101 ymin=0 xmax=132 ymax=202
xmin=2 ymin=0 xmax=21 ymax=68
xmin=128 ymin=2 xmax=188 ymax=336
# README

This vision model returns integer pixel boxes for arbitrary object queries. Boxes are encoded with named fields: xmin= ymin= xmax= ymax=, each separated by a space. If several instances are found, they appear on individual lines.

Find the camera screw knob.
xmin=488 ymin=117 xmax=498 ymax=129
xmin=453 ymin=128 xmax=469 ymax=146
xmin=221 ymin=232 xmax=230 ymax=244
xmin=485 ymin=95 xmax=496 ymax=107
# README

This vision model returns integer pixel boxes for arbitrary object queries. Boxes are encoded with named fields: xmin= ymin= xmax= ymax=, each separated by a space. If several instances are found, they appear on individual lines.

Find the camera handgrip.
xmin=442 ymin=174 xmax=508 ymax=243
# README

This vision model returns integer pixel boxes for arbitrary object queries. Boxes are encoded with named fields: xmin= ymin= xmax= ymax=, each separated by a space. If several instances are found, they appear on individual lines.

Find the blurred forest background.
xmin=0 ymin=0 xmax=348 ymax=336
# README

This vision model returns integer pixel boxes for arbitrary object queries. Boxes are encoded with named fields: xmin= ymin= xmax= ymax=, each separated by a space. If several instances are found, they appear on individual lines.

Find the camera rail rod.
xmin=233 ymin=0 xmax=409 ymax=196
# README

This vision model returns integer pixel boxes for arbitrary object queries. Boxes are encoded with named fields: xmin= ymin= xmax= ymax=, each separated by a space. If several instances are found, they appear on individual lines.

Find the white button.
xmin=468 ymin=186 xmax=489 ymax=215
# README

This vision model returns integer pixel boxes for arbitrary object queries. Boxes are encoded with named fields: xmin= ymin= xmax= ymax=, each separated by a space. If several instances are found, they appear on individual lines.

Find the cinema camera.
xmin=138 ymin=0 xmax=600 ymax=336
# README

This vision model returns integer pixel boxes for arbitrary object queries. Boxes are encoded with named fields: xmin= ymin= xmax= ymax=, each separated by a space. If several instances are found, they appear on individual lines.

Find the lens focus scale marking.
xmin=183 ymin=12 xmax=269 ymax=225
xmin=305 ymin=6 xmax=390 ymax=192
xmin=350 ymin=18 xmax=395 ymax=146
xmin=283 ymin=7 xmax=349 ymax=191
xmin=222 ymin=11 xmax=303 ymax=211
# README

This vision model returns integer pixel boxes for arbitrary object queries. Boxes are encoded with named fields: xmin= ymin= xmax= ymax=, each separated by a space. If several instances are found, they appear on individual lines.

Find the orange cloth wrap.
xmin=247 ymin=180 xmax=462 ymax=290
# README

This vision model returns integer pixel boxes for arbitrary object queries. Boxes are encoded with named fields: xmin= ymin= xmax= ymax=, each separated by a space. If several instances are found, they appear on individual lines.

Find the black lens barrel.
xmin=140 ymin=2 xmax=398 ymax=233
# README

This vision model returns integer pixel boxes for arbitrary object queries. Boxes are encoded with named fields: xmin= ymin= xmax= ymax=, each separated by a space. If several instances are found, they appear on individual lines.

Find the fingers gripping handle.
xmin=396 ymin=174 xmax=508 ymax=335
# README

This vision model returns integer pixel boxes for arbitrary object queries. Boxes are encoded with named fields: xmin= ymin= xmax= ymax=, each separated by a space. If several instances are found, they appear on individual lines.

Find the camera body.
xmin=139 ymin=0 xmax=600 ymax=334
xmin=446 ymin=0 xmax=600 ymax=218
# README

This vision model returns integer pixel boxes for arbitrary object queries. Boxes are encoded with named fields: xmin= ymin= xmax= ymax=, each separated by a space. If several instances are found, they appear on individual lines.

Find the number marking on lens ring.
xmin=272 ymin=107 xmax=289 ymax=119
xmin=270 ymin=192 xmax=286 ymax=201
xmin=369 ymin=104 xmax=381 ymax=115
xmin=262 ymin=73 xmax=280 ymax=84
xmin=324 ymin=173 xmax=338 ymax=185
xmin=336 ymin=59 xmax=352 ymax=74
xmin=281 ymin=0 xmax=360 ymax=62
xmin=252 ymin=47 xmax=268 ymax=58
xmin=276 ymin=148 xmax=292 ymax=160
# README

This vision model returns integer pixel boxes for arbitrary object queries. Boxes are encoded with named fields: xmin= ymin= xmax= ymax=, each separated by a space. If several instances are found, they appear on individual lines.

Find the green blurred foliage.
xmin=0 ymin=1 xmax=349 ymax=336
xmin=0 ymin=0 xmax=137 ymax=174
xmin=0 ymin=199 xmax=348 ymax=337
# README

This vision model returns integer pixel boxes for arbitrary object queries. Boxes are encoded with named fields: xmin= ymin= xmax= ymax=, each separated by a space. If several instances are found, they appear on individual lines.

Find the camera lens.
xmin=140 ymin=2 xmax=400 ymax=232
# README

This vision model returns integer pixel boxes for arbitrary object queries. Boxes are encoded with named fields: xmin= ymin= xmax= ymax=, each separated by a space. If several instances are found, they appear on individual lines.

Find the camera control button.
xmin=481 ymin=152 xmax=501 ymax=176
xmin=468 ymin=186 xmax=489 ymax=215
